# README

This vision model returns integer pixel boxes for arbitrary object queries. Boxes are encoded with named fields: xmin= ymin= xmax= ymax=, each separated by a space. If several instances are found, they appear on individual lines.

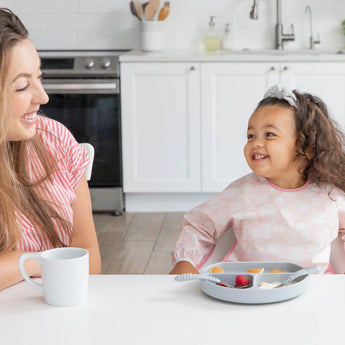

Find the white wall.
xmin=1 ymin=0 xmax=344 ymax=51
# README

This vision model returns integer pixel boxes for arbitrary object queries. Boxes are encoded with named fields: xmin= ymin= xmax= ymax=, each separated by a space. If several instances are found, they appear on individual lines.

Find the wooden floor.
xmin=93 ymin=212 xmax=184 ymax=274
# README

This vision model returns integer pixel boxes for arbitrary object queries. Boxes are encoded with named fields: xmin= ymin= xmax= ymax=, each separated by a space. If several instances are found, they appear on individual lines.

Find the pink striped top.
xmin=15 ymin=116 xmax=89 ymax=251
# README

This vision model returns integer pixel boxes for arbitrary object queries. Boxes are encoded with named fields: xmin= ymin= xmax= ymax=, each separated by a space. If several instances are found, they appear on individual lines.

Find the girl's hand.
xmin=169 ymin=261 xmax=199 ymax=275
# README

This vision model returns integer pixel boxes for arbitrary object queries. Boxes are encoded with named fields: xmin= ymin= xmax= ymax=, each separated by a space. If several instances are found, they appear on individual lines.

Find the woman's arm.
xmin=70 ymin=176 xmax=101 ymax=274
xmin=0 ymin=251 xmax=41 ymax=291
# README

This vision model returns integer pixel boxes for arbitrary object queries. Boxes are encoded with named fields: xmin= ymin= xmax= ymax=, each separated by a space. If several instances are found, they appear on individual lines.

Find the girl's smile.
xmin=251 ymin=153 xmax=269 ymax=161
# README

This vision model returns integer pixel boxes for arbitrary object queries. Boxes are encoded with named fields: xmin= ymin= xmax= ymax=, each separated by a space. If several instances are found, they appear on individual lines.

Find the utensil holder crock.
xmin=140 ymin=21 xmax=165 ymax=52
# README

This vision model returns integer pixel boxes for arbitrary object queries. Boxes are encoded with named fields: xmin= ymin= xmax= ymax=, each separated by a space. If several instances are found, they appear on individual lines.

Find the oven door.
xmin=40 ymin=79 xmax=122 ymax=188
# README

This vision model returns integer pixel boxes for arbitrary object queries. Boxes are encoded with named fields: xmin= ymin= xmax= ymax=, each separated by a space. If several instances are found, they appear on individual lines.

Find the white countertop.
xmin=119 ymin=49 xmax=345 ymax=62
xmin=0 ymin=274 xmax=344 ymax=345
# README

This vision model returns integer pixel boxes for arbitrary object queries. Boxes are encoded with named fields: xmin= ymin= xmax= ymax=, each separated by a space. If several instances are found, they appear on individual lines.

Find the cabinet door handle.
xmin=270 ymin=66 xmax=276 ymax=71
xmin=283 ymin=66 xmax=289 ymax=71
xmin=190 ymin=66 xmax=196 ymax=71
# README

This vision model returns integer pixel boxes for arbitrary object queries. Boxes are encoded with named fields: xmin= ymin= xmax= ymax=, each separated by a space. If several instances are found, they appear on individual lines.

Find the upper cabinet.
xmin=121 ymin=60 xmax=345 ymax=195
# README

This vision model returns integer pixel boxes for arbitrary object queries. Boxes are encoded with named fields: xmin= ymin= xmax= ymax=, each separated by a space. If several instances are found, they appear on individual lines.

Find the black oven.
xmin=39 ymin=51 xmax=125 ymax=214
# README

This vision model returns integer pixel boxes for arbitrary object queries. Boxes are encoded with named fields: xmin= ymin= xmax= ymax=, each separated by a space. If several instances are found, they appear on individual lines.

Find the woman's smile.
xmin=21 ymin=110 xmax=38 ymax=123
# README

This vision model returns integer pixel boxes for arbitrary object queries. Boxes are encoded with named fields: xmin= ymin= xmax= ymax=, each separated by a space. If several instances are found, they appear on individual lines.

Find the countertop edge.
xmin=119 ymin=49 xmax=345 ymax=63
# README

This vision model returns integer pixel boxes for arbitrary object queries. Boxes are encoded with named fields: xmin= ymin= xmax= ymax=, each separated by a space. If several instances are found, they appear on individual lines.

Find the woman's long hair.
xmin=0 ymin=8 xmax=71 ymax=253
xmin=257 ymin=90 xmax=345 ymax=193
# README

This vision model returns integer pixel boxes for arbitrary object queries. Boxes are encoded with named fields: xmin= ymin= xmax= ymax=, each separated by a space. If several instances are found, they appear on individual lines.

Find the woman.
xmin=0 ymin=8 xmax=101 ymax=290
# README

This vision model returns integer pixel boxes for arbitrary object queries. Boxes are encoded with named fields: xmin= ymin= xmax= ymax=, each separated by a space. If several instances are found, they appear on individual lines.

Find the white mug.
xmin=19 ymin=247 xmax=89 ymax=306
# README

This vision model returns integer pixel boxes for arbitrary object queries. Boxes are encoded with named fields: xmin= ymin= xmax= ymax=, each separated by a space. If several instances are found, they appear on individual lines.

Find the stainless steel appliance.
xmin=38 ymin=50 xmax=126 ymax=214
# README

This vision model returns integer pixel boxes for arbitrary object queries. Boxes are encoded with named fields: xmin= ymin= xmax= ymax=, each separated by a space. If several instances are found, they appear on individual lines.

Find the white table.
xmin=0 ymin=275 xmax=344 ymax=345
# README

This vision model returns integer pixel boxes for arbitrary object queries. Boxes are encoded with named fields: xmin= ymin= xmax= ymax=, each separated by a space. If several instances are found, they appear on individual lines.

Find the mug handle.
xmin=18 ymin=253 xmax=43 ymax=294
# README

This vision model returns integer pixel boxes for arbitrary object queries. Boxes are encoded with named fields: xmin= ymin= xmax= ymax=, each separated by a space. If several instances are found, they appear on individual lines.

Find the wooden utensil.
xmin=144 ymin=0 xmax=160 ymax=21
xmin=142 ymin=1 xmax=149 ymax=14
xmin=129 ymin=1 xmax=141 ymax=21
xmin=158 ymin=5 xmax=169 ymax=21
xmin=134 ymin=0 xmax=143 ymax=21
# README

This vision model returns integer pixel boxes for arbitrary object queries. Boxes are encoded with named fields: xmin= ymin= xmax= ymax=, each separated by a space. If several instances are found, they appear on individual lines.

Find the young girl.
xmin=0 ymin=8 xmax=101 ymax=290
xmin=170 ymin=84 xmax=345 ymax=275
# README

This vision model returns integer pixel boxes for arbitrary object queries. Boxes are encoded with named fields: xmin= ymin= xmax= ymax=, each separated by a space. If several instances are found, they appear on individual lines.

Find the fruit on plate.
xmin=246 ymin=268 xmax=264 ymax=273
xmin=235 ymin=275 xmax=250 ymax=288
xmin=258 ymin=281 xmax=282 ymax=289
xmin=216 ymin=282 xmax=230 ymax=287
xmin=269 ymin=269 xmax=286 ymax=273
xmin=209 ymin=266 xmax=224 ymax=273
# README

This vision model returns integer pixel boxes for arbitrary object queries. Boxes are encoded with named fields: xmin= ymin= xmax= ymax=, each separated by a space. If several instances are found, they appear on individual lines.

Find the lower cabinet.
xmin=201 ymin=62 xmax=276 ymax=191
xmin=282 ymin=62 xmax=345 ymax=131
xmin=121 ymin=60 xmax=345 ymax=210
xmin=201 ymin=61 xmax=345 ymax=191
xmin=121 ymin=62 xmax=201 ymax=193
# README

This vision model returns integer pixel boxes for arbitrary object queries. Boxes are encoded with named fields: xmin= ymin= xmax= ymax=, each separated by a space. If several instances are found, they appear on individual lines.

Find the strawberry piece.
xmin=216 ymin=282 xmax=229 ymax=287
xmin=235 ymin=275 xmax=250 ymax=287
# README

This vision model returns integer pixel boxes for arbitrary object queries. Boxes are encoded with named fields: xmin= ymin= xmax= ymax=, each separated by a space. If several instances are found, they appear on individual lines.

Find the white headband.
xmin=263 ymin=84 xmax=297 ymax=108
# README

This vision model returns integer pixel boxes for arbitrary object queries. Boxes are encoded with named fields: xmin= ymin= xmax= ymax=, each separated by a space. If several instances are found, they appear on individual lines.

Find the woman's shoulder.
xmin=36 ymin=115 xmax=84 ymax=161
xmin=35 ymin=115 xmax=88 ymax=186
xmin=37 ymin=115 xmax=72 ymax=141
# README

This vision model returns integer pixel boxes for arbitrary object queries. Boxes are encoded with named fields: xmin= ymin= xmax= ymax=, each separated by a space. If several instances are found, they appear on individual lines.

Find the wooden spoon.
xmin=158 ymin=5 xmax=169 ymax=21
xmin=129 ymin=1 xmax=141 ymax=21
xmin=134 ymin=0 xmax=143 ymax=21
xmin=145 ymin=0 xmax=160 ymax=21
xmin=142 ymin=1 xmax=149 ymax=14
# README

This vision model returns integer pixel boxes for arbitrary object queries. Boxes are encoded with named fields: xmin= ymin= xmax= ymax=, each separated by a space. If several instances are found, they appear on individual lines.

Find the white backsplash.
xmin=1 ymin=0 xmax=345 ymax=51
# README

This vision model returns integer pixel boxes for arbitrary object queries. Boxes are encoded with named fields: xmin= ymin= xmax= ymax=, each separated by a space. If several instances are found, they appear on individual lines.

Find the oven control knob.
xmin=84 ymin=58 xmax=95 ymax=69
xmin=100 ymin=58 xmax=111 ymax=69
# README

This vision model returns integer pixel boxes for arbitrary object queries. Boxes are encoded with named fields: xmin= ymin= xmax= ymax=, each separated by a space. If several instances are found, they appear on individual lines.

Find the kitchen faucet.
xmin=305 ymin=5 xmax=320 ymax=49
xmin=249 ymin=0 xmax=295 ymax=50
xmin=249 ymin=0 xmax=259 ymax=20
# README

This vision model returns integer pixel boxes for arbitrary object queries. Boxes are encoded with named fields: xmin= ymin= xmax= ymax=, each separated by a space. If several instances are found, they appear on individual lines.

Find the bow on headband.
xmin=263 ymin=84 xmax=297 ymax=108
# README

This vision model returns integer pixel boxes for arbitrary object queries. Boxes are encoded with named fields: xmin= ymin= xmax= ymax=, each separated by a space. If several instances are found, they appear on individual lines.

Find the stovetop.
xmin=38 ymin=49 xmax=130 ymax=58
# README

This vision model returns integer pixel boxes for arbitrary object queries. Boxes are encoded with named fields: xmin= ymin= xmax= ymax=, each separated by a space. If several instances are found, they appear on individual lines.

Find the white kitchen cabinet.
xmin=280 ymin=62 xmax=345 ymax=130
xmin=201 ymin=61 xmax=345 ymax=191
xmin=121 ymin=62 xmax=201 ymax=192
xmin=201 ymin=62 xmax=278 ymax=192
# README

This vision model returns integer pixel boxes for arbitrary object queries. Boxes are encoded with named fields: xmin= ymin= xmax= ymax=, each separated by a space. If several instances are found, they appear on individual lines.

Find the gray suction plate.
xmin=200 ymin=261 xmax=310 ymax=304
